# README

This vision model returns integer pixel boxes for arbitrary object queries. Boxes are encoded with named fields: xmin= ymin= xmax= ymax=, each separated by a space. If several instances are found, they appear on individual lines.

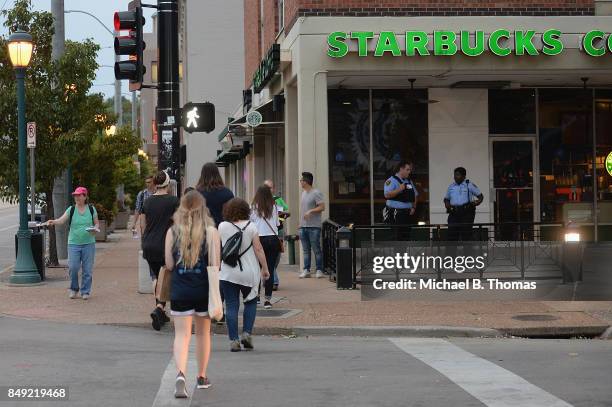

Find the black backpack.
xmin=221 ymin=222 xmax=253 ymax=271
xmin=68 ymin=205 xmax=95 ymax=227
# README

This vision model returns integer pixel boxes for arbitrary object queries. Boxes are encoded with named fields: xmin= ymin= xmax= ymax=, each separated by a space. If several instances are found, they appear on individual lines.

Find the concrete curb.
xmin=0 ymin=266 xmax=13 ymax=276
xmin=598 ymin=326 xmax=612 ymax=340
xmin=499 ymin=325 xmax=610 ymax=338
xmin=101 ymin=322 xmax=295 ymax=337
xmin=291 ymin=325 xmax=503 ymax=338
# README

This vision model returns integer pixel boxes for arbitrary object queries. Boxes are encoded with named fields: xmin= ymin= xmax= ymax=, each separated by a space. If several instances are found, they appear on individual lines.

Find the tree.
xmin=0 ymin=0 xmax=103 ymax=264
xmin=103 ymin=95 xmax=141 ymax=130
xmin=72 ymin=125 xmax=142 ymax=222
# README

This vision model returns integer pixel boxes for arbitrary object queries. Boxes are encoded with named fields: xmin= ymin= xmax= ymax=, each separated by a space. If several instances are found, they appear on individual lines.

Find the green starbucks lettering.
xmin=326 ymin=30 xmax=611 ymax=58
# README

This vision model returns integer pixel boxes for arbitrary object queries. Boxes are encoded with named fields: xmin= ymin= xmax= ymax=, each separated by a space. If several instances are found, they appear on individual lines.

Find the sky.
xmin=0 ymin=0 xmax=156 ymax=98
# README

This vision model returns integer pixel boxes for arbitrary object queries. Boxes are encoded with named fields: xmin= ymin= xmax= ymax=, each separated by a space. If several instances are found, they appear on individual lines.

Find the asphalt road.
xmin=0 ymin=317 xmax=611 ymax=407
xmin=0 ymin=205 xmax=19 ymax=272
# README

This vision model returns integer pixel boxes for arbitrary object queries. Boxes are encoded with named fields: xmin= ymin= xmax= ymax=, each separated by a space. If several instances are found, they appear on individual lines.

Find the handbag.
xmin=206 ymin=226 xmax=224 ymax=321
xmin=263 ymin=217 xmax=284 ymax=253
xmin=155 ymin=265 xmax=172 ymax=303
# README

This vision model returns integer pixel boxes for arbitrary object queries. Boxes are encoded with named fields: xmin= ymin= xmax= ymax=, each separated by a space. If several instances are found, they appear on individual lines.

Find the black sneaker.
xmin=264 ymin=301 xmax=272 ymax=309
xmin=161 ymin=309 xmax=170 ymax=323
xmin=197 ymin=376 xmax=211 ymax=389
xmin=272 ymin=284 xmax=279 ymax=291
xmin=150 ymin=308 xmax=162 ymax=331
xmin=256 ymin=296 xmax=261 ymax=305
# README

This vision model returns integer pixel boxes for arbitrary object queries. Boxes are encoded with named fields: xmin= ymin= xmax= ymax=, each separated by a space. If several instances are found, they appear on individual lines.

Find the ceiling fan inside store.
xmin=406 ymin=78 xmax=439 ymax=104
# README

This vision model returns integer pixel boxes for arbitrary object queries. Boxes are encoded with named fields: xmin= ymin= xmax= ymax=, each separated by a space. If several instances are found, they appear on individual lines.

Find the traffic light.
xmin=114 ymin=4 xmax=146 ymax=91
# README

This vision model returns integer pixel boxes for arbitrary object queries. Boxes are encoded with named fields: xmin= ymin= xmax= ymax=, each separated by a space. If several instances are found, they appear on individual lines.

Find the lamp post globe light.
xmin=8 ymin=30 xmax=40 ymax=285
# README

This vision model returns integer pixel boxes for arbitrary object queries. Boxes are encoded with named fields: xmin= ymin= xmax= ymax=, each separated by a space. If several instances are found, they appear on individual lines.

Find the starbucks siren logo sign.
xmin=606 ymin=152 xmax=612 ymax=176
xmin=246 ymin=110 xmax=263 ymax=128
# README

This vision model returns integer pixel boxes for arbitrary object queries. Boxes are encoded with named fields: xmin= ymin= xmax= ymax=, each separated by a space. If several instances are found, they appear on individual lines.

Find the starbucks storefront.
xmin=244 ymin=16 xmax=612 ymax=241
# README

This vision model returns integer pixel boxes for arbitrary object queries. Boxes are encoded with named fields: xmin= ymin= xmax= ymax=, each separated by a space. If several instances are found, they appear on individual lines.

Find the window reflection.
xmin=327 ymin=89 xmax=430 ymax=225
xmin=539 ymin=89 xmax=593 ymax=224
xmin=595 ymin=90 xmax=612 ymax=238
xmin=372 ymin=90 xmax=429 ymax=224
xmin=328 ymin=90 xmax=371 ymax=225
xmin=489 ymin=89 xmax=536 ymax=134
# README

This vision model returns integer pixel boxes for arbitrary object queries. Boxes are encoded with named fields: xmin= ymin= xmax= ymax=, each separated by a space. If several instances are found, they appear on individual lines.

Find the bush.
xmin=94 ymin=203 xmax=115 ymax=224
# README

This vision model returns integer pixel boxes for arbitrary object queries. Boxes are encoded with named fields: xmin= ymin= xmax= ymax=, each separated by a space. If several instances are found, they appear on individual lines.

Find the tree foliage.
xmin=72 ymin=125 xmax=141 ymax=222
xmin=0 ymin=0 xmax=103 ymax=206
xmin=0 ymin=0 xmax=145 ymax=262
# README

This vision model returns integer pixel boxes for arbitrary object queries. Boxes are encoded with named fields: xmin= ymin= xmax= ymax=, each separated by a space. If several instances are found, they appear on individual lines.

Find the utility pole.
xmin=157 ymin=0 xmax=181 ymax=195
xmin=114 ymin=30 xmax=123 ymax=127
xmin=51 ymin=0 xmax=68 ymax=260
xmin=132 ymin=91 xmax=137 ymax=130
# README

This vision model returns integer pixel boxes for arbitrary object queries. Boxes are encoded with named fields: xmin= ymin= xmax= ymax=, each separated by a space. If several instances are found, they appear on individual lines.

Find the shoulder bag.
xmin=155 ymin=226 xmax=178 ymax=303
xmin=263 ymin=217 xmax=284 ymax=253
xmin=206 ymin=226 xmax=224 ymax=321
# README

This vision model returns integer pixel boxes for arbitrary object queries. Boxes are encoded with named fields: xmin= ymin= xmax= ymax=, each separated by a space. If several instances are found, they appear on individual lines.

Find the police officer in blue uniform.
xmin=384 ymin=161 xmax=418 ymax=240
xmin=444 ymin=167 xmax=484 ymax=242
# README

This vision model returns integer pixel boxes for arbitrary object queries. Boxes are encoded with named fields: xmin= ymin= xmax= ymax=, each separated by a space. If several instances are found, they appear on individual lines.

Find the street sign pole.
xmin=30 ymin=148 xmax=35 ymax=222
xmin=27 ymin=122 xmax=36 ymax=222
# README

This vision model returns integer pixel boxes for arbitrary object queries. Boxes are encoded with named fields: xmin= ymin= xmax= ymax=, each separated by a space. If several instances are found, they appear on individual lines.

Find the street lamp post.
xmin=8 ymin=30 xmax=40 ymax=285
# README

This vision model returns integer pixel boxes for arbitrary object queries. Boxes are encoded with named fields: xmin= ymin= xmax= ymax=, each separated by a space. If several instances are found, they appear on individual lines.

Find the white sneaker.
xmin=69 ymin=290 xmax=78 ymax=299
xmin=174 ymin=372 xmax=189 ymax=398
xmin=82 ymin=294 xmax=90 ymax=301
xmin=299 ymin=270 xmax=311 ymax=278
xmin=315 ymin=270 xmax=325 ymax=279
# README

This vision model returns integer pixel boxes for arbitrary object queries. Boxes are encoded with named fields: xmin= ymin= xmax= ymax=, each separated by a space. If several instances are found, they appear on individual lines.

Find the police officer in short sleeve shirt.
xmin=384 ymin=161 xmax=418 ymax=240
xmin=444 ymin=167 xmax=484 ymax=241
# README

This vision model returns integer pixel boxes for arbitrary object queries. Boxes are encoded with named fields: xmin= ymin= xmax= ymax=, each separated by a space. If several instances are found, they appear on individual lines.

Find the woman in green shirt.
xmin=47 ymin=187 xmax=99 ymax=300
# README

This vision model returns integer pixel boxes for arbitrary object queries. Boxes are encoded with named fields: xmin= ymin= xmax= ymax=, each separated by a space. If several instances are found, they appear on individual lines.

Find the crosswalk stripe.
xmin=152 ymin=348 xmax=196 ymax=407
xmin=389 ymin=338 xmax=573 ymax=407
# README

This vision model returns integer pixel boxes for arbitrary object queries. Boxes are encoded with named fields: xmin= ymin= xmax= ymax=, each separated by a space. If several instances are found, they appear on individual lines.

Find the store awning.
xmin=215 ymin=95 xmax=283 ymax=167
xmin=227 ymin=96 xmax=284 ymax=137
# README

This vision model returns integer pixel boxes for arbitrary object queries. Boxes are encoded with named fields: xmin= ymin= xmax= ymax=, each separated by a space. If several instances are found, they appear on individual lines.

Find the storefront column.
xmin=284 ymin=84 xmax=300 ymax=236
xmin=253 ymin=136 xmax=266 ymax=190
xmin=297 ymin=70 xmax=330 ymax=213
xmin=428 ymin=88 xmax=491 ymax=224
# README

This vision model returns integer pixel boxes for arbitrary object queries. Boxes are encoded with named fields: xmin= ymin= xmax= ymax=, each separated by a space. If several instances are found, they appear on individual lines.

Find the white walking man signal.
xmin=186 ymin=107 xmax=200 ymax=128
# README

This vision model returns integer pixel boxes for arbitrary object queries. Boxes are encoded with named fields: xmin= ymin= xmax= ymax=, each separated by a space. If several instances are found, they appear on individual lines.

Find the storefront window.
xmin=539 ymin=89 xmax=593 ymax=225
xmin=328 ymin=90 xmax=371 ymax=225
xmin=372 ymin=90 xmax=429 ymax=223
xmin=595 ymin=90 xmax=612 ymax=238
xmin=489 ymin=89 xmax=536 ymax=134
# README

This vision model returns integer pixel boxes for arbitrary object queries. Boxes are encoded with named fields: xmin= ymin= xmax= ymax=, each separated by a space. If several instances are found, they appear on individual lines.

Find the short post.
xmin=562 ymin=223 xmax=583 ymax=283
xmin=286 ymin=235 xmax=297 ymax=265
xmin=336 ymin=226 xmax=353 ymax=289
xmin=138 ymin=250 xmax=153 ymax=294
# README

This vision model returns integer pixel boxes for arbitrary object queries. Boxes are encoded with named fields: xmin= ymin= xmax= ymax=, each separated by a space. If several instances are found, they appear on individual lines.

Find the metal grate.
xmin=512 ymin=314 xmax=559 ymax=321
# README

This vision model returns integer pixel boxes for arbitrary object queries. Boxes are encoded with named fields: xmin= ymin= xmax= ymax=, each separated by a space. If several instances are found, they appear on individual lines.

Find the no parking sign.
xmin=27 ymin=122 xmax=36 ymax=148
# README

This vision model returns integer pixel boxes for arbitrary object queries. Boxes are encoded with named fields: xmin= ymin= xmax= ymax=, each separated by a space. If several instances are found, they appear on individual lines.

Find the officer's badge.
xmin=385 ymin=180 xmax=391 ymax=186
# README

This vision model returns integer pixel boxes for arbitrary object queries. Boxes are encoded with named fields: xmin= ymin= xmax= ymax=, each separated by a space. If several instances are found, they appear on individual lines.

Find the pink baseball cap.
xmin=71 ymin=187 xmax=88 ymax=196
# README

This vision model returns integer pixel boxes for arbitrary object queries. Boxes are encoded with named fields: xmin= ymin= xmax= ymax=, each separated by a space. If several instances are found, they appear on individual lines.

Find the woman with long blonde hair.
xmin=164 ymin=191 xmax=221 ymax=398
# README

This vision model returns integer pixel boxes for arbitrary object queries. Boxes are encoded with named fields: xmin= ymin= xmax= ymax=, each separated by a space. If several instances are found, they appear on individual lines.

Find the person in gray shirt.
xmin=299 ymin=172 xmax=325 ymax=278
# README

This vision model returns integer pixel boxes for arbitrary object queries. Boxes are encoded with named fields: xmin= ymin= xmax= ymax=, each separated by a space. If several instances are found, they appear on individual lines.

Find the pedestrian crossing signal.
xmin=181 ymin=102 xmax=215 ymax=133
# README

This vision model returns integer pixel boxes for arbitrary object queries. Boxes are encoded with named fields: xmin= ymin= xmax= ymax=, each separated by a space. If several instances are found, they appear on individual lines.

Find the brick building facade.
xmin=245 ymin=0 xmax=596 ymax=87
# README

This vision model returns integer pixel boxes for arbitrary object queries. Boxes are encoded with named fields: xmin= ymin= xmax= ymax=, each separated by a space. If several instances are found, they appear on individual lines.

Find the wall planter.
xmin=95 ymin=220 xmax=107 ymax=242
xmin=114 ymin=210 xmax=129 ymax=230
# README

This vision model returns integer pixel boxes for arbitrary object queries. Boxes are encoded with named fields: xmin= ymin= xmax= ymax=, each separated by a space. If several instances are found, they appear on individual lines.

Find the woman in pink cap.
xmin=47 ymin=187 xmax=100 ymax=300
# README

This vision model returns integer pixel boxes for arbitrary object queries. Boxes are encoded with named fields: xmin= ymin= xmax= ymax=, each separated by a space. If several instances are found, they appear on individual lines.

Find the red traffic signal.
xmin=113 ymin=6 xmax=146 ymax=90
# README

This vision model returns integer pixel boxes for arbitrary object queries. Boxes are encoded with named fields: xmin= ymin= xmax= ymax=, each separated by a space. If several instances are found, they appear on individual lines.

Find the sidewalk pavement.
xmin=1 ymin=229 xmax=610 ymax=338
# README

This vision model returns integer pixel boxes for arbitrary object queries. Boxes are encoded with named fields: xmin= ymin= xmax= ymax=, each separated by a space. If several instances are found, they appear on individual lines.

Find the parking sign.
xmin=27 ymin=122 xmax=36 ymax=148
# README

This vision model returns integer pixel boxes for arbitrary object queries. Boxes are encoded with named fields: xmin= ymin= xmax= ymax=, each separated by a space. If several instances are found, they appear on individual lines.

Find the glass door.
xmin=490 ymin=138 xmax=536 ymax=240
